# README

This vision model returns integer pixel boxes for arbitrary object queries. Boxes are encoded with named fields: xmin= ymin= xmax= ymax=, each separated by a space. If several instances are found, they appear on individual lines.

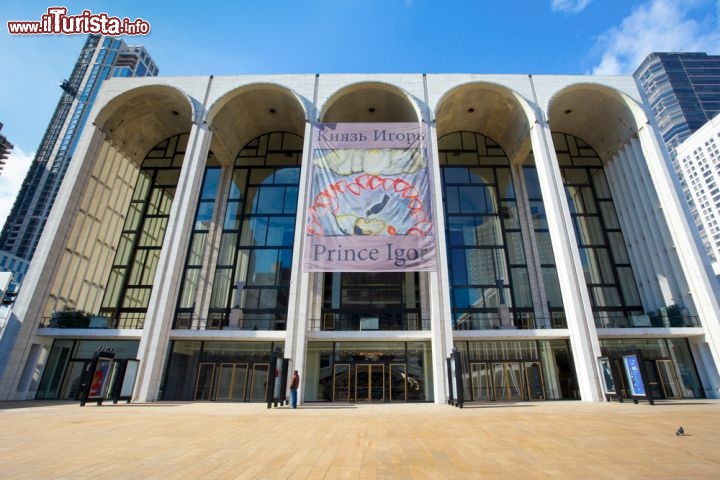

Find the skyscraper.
xmin=0 ymin=123 xmax=13 ymax=176
xmin=634 ymin=52 xmax=720 ymax=273
xmin=0 ymin=35 xmax=158 ymax=284
xmin=634 ymin=52 xmax=720 ymax=155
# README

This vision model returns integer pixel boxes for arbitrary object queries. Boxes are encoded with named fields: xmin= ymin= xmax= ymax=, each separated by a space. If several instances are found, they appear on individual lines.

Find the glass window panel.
xmin=128 ymin=250 xmax=147 ymax=285
xmin=247 ymin=249 xmax=280 ymax=285
xmin=459 ymin=186 xmax=490 ymax=214
xmin=466 ymin=249 xmax=504 ymax=285
xmin=122 ymin=287 xmax=151 ymax=308
xmin=608 ymin=232 xmax=629 ymax=264
xmin=542 ymin=267 xmax=563 ymax=307
xmin=495 ymin=168 xmax=515 ymax=198
xmin=511 ymin=268 xmax=532 ymax=307
xmin=592 ymin=170 xmax=612 ymax=199
xmin=452 ymin=287 xmax=470 ymax=309
xmin=574 ymin=216 xmax=605 ymax=246
xmin=141 ymin=250 xmax=160 ymax=284
xmin=536 ymin=231 xmax=555 ymax=265
xmin=187 ymin=233 xmax=207 ymax=266
xmin=530 ymin=200 xmax=548 ymax=230
xmin=523 ymin=167 xmax=542 ymax=199
xmin=155 ymin=169 xmax=180 ymax=187
xmin=449 ymin=249 xmax=469 ymax=285
xmin=178 ymin=268 xmax=201 ymax=308
xmin=617 ymin=267 xmax=641 ymax=305
xmin=469 ymin=168 xmax=494 ymax=185
xmin=444 ymin=186 xmax=460 ymax=214
xmin=563 ymin=168 xmax=588 ymax=184
xmin=234 ymin=250 xmax=250 ymax=283
xmin=217 ymin=233 xmax=237 ymax=266
xmin=274 ymin=167 xmax=300 ymax=184
xmin=506 ymin=231 xmax=526 ymax=264
xmin=102 ymin=268 xmax=125 ymax=307
xmin=244 ymin=187 xmax=258 ymax=214
xmin=474 ymin=216 xmax=503 ymax=246
xmin=266 ymin=217 xmax=295 ymax=247
xmin=259 ymin=288 xmax=278 ymax=309
xmin=195 ymin=201 xmax=214 ymax=230
xmin=240 ymin=217 xmax=268 ymax=246
xmin=254 ymin=187 xmax=284 ymax=214
xmin=116 ymin=233 xmax=135 ymax=266
xmin=249 ymin=169 xmax=274 ymax=185
xmin=580 ymin=187 xmax=597 ymax=214
xmin=599 ymin=202 xmax=620 ymax=229
xmin=224 ymin=201 xmax=241 ymax=230
xmin=502 ymin=201 xmax=519 ymax=229
xmin=200 ymin=168 xmax=221 ymax=200
xmin=210 ymin=268 xmax=232 ymax=308
xmin=132 ymin=172 xmax=152 ymax=200
xmin=126 ymin=202 xmax=143 ymax=231
xmin=139 ymin=217 xmax=168 ymax=247
xmin=229 ymin=170 xmax=247 ymax=200
xmin=283 ymin=186 xmax=298 ymax=213
xmin=592 ymin=286 xmax=622 ymax=307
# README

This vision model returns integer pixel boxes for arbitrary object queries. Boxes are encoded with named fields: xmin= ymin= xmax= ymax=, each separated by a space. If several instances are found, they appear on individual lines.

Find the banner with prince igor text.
xmin=303 ymin=123 xmax=436 ymax=272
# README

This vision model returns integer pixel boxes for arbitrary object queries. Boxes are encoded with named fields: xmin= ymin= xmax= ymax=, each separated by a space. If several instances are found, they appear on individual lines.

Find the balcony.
xmin=594 ymin=311 xmax=701 ymax=329
xmin=40 ymin=311 xmax=145 ymax=329
xmin=308 ymin=312 xmax=428 ymax=331
xmin=453 ymin=313 xmax=567 ymax=330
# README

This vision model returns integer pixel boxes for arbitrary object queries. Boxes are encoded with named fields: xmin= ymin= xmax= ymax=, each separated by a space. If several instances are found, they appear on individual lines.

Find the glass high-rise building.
xmin=0 ymin=35 xmax=157 ymax=284
xmin=634 ymin=52 xmax=720 ymax=155
xmin=635 ymin=53 xmax=720 ymax=273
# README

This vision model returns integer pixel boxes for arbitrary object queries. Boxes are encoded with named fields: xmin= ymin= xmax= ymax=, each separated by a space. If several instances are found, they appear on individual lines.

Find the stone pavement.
xmin=0 ymin=399 xmax=718 ymax=479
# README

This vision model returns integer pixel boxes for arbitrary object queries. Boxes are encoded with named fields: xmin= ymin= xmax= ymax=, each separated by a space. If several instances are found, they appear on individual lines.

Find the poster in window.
xmin=623 ymin=354 xmax=646 ymax=397
xmin=598 ymin=357 xmax=615 ymax=394
xmin=88 ymin=357 xmax=112 ymax=399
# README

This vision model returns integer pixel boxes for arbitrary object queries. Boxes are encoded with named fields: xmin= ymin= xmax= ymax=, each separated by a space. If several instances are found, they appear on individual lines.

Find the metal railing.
xmin=453 ymin=314 xmax=567 ymax=330
xmin=173 ymin=312 xmax=287 ymax=331
xmin=308 ymin=312 xmax=429 ymax=331
xmin=40 ymin=312 xmax=145 ymax=329
xmin=594 ymin=312 xmax=701 ymax=328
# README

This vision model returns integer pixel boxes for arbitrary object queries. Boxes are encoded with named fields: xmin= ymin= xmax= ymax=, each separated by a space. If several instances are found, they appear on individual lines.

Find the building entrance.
xmin=469 ymin=361 xmax=545 ymax=401
xmin=331 ymin=363 xmax=409 ymax=402
xmin=194 ymin=362 xmax=269 ymax=401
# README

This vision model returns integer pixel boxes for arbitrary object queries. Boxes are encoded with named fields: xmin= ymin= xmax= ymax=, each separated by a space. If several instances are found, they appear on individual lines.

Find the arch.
xmin=547 ymin=83 xmax=648 ymax=162
xmin=319 ymin=82 xmax=421 ymax=123
xmin=435 ymin=82 xmax=535 ymax=164
xmin=207 ymin=83 xmax=307 ymax=166
xmin=94 ymin=84 xmax=196 ymax=165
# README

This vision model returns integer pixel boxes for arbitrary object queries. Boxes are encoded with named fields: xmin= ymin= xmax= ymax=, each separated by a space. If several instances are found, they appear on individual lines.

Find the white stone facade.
xmin=0 ymin=73 xmax=719 ymax=404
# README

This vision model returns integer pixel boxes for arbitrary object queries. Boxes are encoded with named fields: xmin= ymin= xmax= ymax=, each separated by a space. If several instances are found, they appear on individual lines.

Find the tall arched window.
xmin=208 ymin=132 xmax=303 ymax=330
xmin=439 ymin=132 xmax=533 ymax=330
xmin=100 ymin=134 xmax=187 ymax=327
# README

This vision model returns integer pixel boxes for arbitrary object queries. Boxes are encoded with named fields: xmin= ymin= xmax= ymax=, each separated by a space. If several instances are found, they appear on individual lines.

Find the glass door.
xmin=333 ymin=364 xmax=351 ymax=402
xmin=60 ymin=360 xmax=88 ymax=400
xmin=492 ymin=362 xmax=523 ymax=401
xmin=215 ymin=363 xmax=249 ymax=401
xmin=355 ymin=364 xmax=385 ymax=402
xmin=194 ymin=363 xmax=215 ymax=400
xmin=249 ymin=363 xmax=269 ymax=401
xmin=524 ymin=362 xmax=545 ymax=400
xmin=389 ymin=364 xmax=407 ymax=402
xmin=470 ymin=363 xmax=491 ymax=401
xmin=656 ymin=359 xmax=683 ymax=399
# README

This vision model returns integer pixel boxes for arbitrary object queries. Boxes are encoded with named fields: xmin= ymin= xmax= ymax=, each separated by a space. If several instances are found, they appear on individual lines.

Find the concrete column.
xmin=134 ymin=122 xmax=212 ymax=402
xmin=0 ymin=127 xmax=106 ymax=400
xmin=526 ymin=95 xmax=602 ymax=401
xmin=636 ymin=123 xmax=720 ymax=398
xmin=282 ymin=121 xmax=315 ymax=404
xmin=425 ymin=122 xmax=455 ymax=404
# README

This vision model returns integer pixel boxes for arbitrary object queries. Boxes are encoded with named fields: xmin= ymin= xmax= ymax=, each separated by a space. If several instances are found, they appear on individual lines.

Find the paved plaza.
xmin=0 ymin=399 xmax=719 ymax=479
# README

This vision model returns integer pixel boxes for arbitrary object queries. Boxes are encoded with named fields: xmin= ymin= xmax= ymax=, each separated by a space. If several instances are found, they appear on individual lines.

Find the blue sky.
xmin=0 ymin=0 xmax=719 ymax=225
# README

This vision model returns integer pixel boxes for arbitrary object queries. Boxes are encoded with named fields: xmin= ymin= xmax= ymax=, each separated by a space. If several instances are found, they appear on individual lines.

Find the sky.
xmin=0 ymin=0 xmax=719 ymax=230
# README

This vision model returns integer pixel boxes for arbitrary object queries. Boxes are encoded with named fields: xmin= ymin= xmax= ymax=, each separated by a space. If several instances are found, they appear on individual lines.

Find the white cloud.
xmin=0 ymin=147 xmax=33 ymax=232
xmin=551 ymin=0 xmax=595 ymax=13
xmin=591 ymin=0 xmax=720 ymax=74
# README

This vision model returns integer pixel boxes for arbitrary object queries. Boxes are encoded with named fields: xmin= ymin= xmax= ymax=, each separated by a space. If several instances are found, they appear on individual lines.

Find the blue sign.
xmin=623 ymin=354 xmax=646 ymax=397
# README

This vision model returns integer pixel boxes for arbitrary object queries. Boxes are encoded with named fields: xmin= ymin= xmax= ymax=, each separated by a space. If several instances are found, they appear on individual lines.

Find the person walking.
xmin=289 ymin=370 xmax=300 ymax=409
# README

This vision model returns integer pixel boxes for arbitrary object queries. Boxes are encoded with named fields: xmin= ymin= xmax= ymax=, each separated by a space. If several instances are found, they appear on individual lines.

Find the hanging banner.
xmin=303 ymin=123 xmax=436 ymax=272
